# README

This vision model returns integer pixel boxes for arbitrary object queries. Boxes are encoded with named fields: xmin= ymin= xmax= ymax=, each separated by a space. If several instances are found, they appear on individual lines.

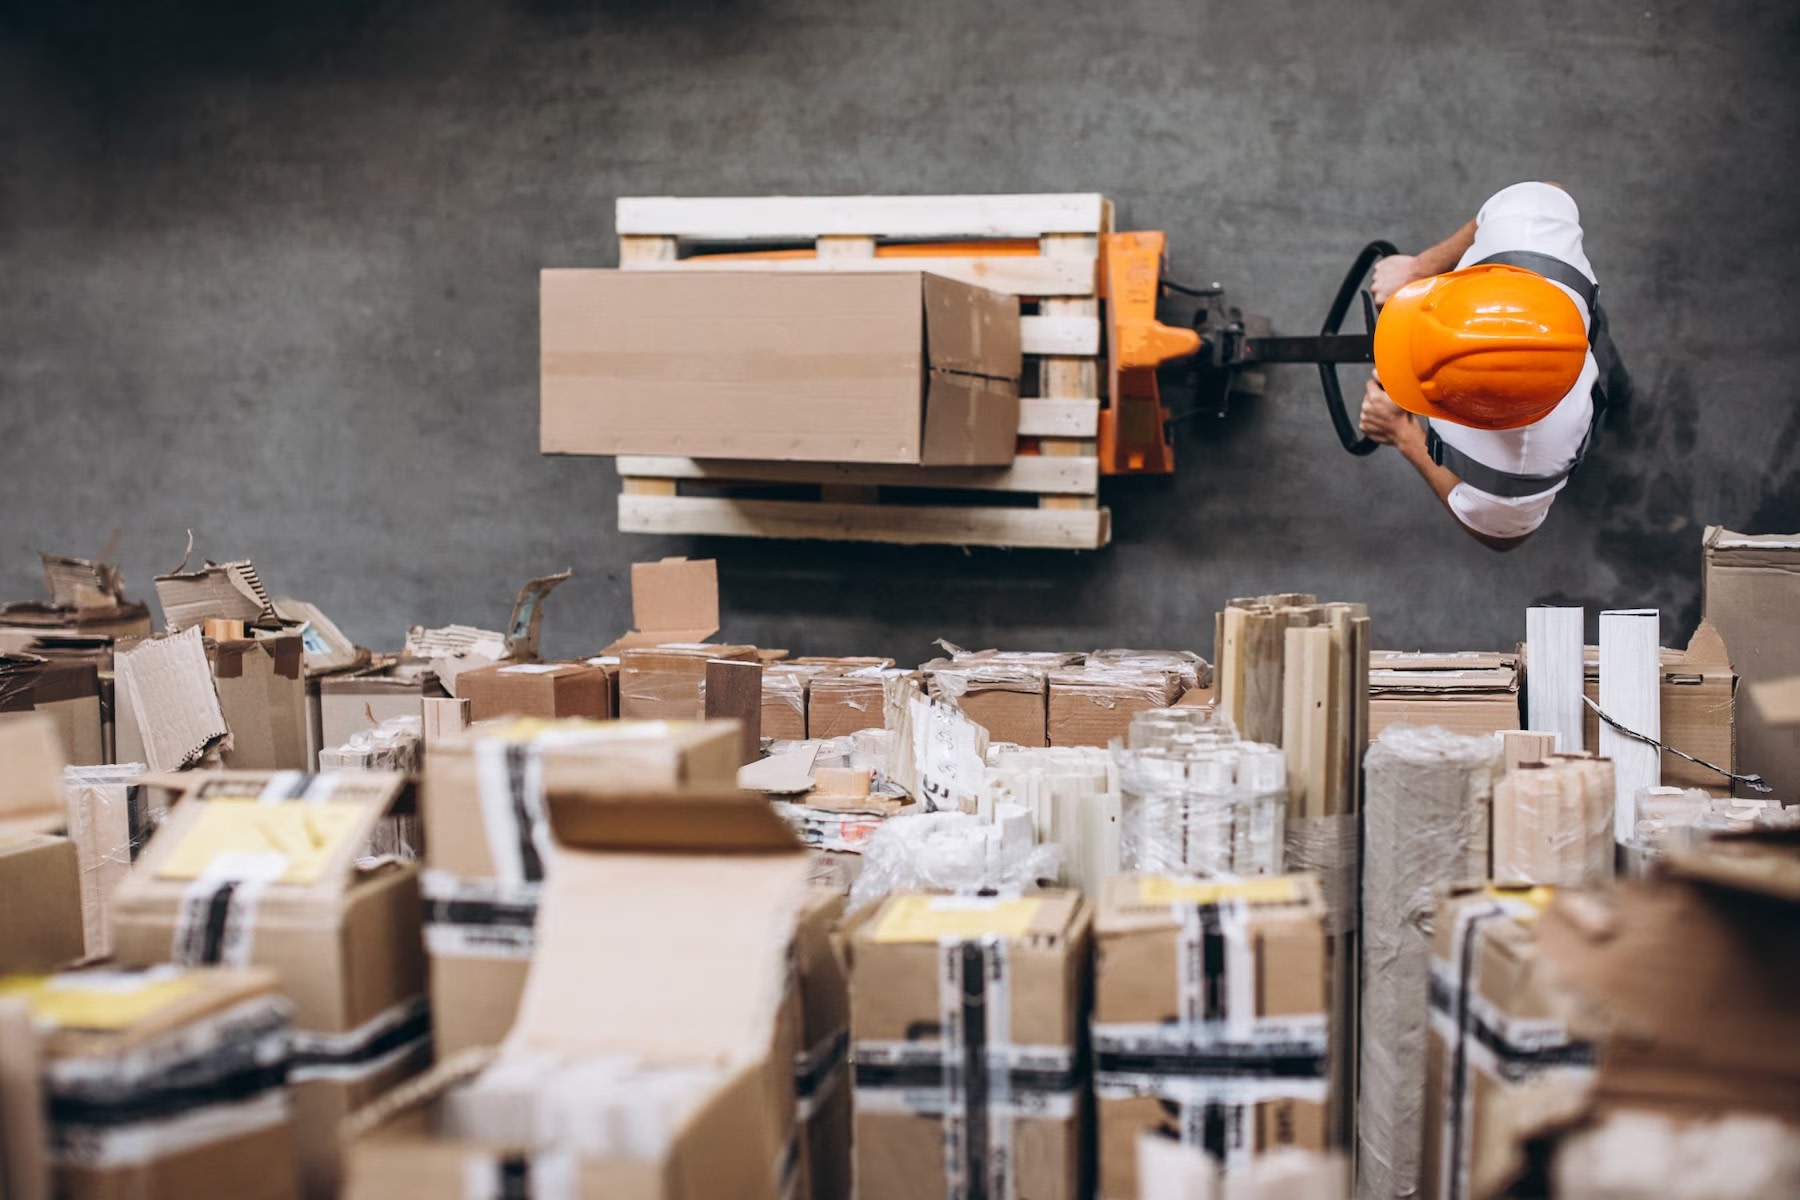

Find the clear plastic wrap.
xmin=1114 ymin=709 xmax=1286 ymax=878
xmin=847 ymin=807 xmax=1063 ymax=912
xmin=62 ymin=762 xmax=152 ymax=958
xmin=1622 ymin=786 xmax=1795 ymax=876
xmin=1359 ymin=723 xmax=1497 ymax=1200
xmin=982 ymin=745 xmax=1119 ymax=895
xmin=1492 ymin=755 xmax=1615 ymax=886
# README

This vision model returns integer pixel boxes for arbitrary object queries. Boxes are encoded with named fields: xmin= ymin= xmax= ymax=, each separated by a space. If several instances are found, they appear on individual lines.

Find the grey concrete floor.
xmin=2 ymin=0 xmax=1796 ymax=662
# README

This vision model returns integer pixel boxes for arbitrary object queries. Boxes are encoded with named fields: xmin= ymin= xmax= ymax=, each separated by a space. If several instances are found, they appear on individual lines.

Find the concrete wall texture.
xmin=3 ymin=0 xmax=1796 ymax=663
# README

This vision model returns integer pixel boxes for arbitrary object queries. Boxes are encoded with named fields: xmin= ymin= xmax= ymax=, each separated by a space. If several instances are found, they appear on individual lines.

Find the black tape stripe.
xmin=498 ymin=1153 xmax=532 ymax=1200
xmin=794 ymin=1029 xmax=850 ymax=1099
xmin=959 ymin=941 xmax=988 ymax=1200
xmin=198 ymin=881 xmax=239 ymax=965
xmin=125 ymin=783 xmax=151 ymax=861
xmin=424 ymin=897 xmax=539 ymax=930
xmin=1096 ymin=1049 xmax=1328 ymax=1079
xmin=49 ymin=1062 xmax=288 ymax=1128
xmin=506 ymin=744 xmax=545 ymax=883
xmin=854 ymin=1062 xmax=1081 ymax=1095
xmin=291 ymin=1006 xmax=433 ymax=1072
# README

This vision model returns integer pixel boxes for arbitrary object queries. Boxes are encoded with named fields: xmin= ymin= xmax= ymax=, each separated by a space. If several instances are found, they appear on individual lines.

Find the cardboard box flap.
xmin=0 ymin=714 xmax=67 ymax=841
xmin=605 ymin=558 xmax=720 ymax=652
xmin=512 ymin=789 xmax=810 ymax=1065
xmin=154 ymin=559 xmax=277 ymax=632
xmin=122 ymin=769 xmax=407 ymax=902
xmin=41 ymin=551 xmax=129 ymax=612
xmin=544 ymin=787 xmax=800 ymax=856
xmin=922 ymin=273 xmax=1022 ymax=381
xmin=504 ymin=570 xmax=572 ymax=660
xmin=273 ymin=598 xmax=362 ymax=675
xmin=1703 ymin=526 xmax=1800 ymax=568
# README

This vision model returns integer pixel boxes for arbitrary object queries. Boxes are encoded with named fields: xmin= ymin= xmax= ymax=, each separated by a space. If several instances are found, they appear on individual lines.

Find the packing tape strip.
xmin=47 ymin=994 xmax=294 ymax=1170
xmin=171 ymin=851 xmax=289 ymax=968
xmin=421 ymin=870 xmax=541 ymax=960
xmin=794 ymin=1026 xmax=850 ymax=1122
xmin=462 ymin=1149 xmax=576 ymax=1200
xmin=290 ymin=994 xmax=433 ymax=1085
xmin=473 ymin=739 xmax=550 ymax=886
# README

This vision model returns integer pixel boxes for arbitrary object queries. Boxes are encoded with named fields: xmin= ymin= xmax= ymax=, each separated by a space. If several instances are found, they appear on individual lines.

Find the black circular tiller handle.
xmin=1319 ymin=239 xmax=1398 ymax=455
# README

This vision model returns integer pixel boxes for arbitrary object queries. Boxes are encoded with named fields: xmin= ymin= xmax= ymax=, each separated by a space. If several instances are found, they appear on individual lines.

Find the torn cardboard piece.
xmin=273 ymin=598 xmax=362 ymax=676
xmin=404 ymin=571 xmax=573 ymax=694
xmin=113 ymin=627 xmax=231 ymax=771
xmin=155 ymin=559 xmax=277 ymax=633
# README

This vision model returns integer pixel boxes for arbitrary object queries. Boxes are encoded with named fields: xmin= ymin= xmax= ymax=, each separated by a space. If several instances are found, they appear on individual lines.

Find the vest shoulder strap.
xmin=1472 ymin=249 xmax=1598 ymax=312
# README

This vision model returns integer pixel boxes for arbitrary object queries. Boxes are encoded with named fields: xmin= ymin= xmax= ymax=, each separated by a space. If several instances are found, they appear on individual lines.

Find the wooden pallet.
xmin=610 ymin=193 xmax=1112 ymax=550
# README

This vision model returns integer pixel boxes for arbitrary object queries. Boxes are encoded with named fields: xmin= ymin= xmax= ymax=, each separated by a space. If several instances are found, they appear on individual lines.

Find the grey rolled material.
xmin=1358 ymin=724 xmax=1496 ymax=1200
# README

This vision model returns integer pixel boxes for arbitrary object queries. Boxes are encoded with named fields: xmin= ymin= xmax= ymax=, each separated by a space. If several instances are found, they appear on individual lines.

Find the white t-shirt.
xmin=1435 ymin=182 xmax=1600 ymax=539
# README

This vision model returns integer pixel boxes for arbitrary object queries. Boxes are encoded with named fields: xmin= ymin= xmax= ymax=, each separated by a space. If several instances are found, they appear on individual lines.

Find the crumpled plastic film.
xmin=1284 ymin=815 xmax=1360 ymax=935
xmin=1115 ymin=710 xmax=1286 ymax=878
xmin=847 ymin=808 xmax=1063 ymax=912
xmin=63 ymin=763 xmax=151 ymax=958
xmin=1623 ymin=786 xmax=1795 ymax=876
xmin=1359 ymin=723 xmax=1496 ymax=1200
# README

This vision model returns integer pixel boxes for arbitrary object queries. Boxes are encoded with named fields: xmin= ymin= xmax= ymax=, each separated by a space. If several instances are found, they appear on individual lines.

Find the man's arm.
xmin=1371 ymin=217 xmax=1477 ymax=305
xmin=1358 ymin=379 xmax=1532 ymax=552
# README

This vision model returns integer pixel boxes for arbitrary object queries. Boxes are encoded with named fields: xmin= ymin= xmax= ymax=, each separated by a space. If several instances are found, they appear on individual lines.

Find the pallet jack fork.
xmin=1099 ymin=232 xmax=1397 ymax=475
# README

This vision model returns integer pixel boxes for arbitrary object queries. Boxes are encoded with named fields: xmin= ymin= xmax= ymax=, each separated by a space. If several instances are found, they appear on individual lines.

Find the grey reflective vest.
xmin=1425 ymin=249 xmax=1630 ymax=500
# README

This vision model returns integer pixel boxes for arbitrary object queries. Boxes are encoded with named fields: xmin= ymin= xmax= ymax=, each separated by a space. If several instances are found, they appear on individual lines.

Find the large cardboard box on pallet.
xmin=343 ymin=787 xmax=812 ymax=1200
xmin=420 ymin=720 xmax=742 ymax=1060
xmin=541 ymin=270 xmax=1023 ymax=465
xmin=925 ymin=651 xmax=1080 ymax=749
xmin=1702 ymin=528 xmax=1800 ymax=793
xmin=1092 ymin=874 xmax=1331 ymax=1199
xmin=111 ymin=770 xmax=430 ymax=1200
xmin=0 ymin=965 xmax=299 ymax=1200
xmin=847 ymin=889 xmax=1091 ymax=1200
xmin=1369 ymin=652 xmax=1521 ymax=742
xmin=1419 ymin=885 xmax=1595 ymax=1200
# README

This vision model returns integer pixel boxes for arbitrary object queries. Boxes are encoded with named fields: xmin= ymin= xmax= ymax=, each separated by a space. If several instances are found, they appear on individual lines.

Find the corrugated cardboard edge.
xmin=505 ymin=570 xmax=572 ymax=661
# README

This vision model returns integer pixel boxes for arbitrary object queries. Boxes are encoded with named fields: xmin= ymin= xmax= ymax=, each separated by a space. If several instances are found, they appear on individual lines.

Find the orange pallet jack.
xmin=1100 ymin=233 xmax=1396 ymax=475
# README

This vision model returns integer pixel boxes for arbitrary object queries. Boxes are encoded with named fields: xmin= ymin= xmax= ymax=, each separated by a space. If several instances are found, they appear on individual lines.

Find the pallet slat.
xmin=618 ymin=494 xmax=1111 ymax=550
xmin=617 ymin=253 xmax=1097 ymax=298
xmin=1020 ymin=316 xmax=1099 ymax=357
xmin=616 ymin=454 xmax=1099 ymax=495
xmin=617 ymin=194 xmax=1107 ymax=240
xmin=1018 ymin=399 xmax=1100 ymax=438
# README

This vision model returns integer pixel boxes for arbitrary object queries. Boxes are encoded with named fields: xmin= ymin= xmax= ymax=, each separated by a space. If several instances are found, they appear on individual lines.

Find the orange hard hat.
xmin=1373 ymin=263 xmax=1588 ymax=430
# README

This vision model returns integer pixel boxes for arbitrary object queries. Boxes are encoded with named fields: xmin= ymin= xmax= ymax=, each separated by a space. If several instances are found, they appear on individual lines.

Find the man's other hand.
xmin=1360 ymin=378 xmax=1422 ymax=451
xmin=1371 ymin=254 xmax=1422 ymax=306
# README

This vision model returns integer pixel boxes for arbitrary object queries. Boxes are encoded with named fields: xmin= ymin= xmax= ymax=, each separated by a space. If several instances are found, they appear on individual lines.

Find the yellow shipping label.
xmin=157 ymin=799 xmax=367 ymax=885
xmin=870 ymin=894 xmax=1043 ymax=943
xmin=1484 ymin=883 xmax=1556 ymax=916
xmin=1138 ymin=875 xmax=1302 ymax=907
xmin=484 ymin=718 xmax=685 ymax=744
xmin=0 ymin=969 xmax=202 ymax=1030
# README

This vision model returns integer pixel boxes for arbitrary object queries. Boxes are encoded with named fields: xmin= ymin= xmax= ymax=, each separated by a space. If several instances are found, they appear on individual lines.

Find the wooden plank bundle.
xmin=1491 ymin=753 xmax=1615 ymax=886
xmin=609 ymin=193 xmax=1115 ymax=550
xmin=1216 ymin=594 xmax=1369 ymax=1148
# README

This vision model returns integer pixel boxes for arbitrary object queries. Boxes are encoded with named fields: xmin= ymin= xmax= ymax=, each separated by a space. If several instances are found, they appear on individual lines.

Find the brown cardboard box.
xmin=848 ymin=889 xmax=1091 ymax=1200
xmin=1537 ymin=832 xmax=1800 ymax=1126
xmin=541 ymin=270 xmax=1023 ymax=465
xmin=1702 ymin=528 xmax=1800 ymax=794
xmin=619 ymin=643 xmax=760 ymax=720
xmin=808 ymin=668 xmax=907 ymax=740
xmin=317 ymin=661 xmax=446 ymax=757
xmin=116 ymin=630 xmax=310 ymax=771
xmin=1 ymin=965 xmax=299 ymax=1200
xmin=0 ymin=837 xmax=83 ymax=974
xmin=112 ymin=771 xmax=430 ymax=1200
xmin=0 ymin=658 xmax=103 ymax=766
xmin=1048 ymin=666 xmax=1186 ymax=748
xmin=1580 ymin=626 xmax=1736 ymax=794
xmin=420 ymin=720 xmax=742 ymax=1059
xmin=794 ymin=888 xmax=851 ymax=1200
xmin=1370 ymin=652 xmax=1521 ymax=742
xmin=344 ymin=786 xmax=811 ymax=1200
xmin=924 ymin=654 xmax=1072 ymax=749
xmin=1093 ymin=875 xmax=1330 ymax=1198
xmin=1420 ymin=885 xmax=1595 ymax=1200
xmin=605 ymin=557 xmax=721 ymax=652
xmin=763 ymin=663 xmax=832 ymax=742
xmin=455 ymin=661 xmax=613 ymax=722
